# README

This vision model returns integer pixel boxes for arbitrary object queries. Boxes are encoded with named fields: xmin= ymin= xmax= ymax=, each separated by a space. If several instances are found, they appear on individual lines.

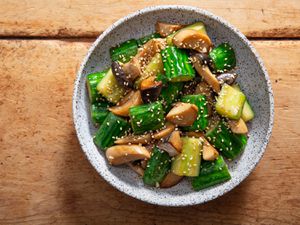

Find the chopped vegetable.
xmin=114 ymin=133 xmax=152 ymax=145
xmin=161 ymin=46 xmax=195 ymax=82
xmin=86 ymin=70 xmax=107 ymax=103
xmin=157 ymin=142 xmax=179 ymax=157
xmin=228 ymin=118 xmax=248 ymax=134
xmin=160 ymin=82 xmax=183 ymax=110
xmin=156 ymin=22 xmax=184 ymax=37
xmin=96 ymin=69 xmax=126 ymax=103
xmin=91 ymin=102 xmax=110 ymax=126
xmin=192 ymin=156 xmax=231 ymax=191
xmin=206 ymin=121 xmax=247 ymax=160
xmin=129 ymin=101 xmax=165 ymax=134
xmin=93 ymin=112 xmax=130 ymax=150
xmin=106 ymin=145 xmax=150 ymax=165
xmin=166 ymin=102 xmax=198 ymax=126
xmin=215 ymin=84 xmax=246 ymax=120
xmin=209 ymin=43 xmax=236 ymax=73
xmin=128 ymin=162 xmax=145 ymax=176
xmin=137 ymin=33 xmax=161 ymax=47
xmin=110 ymin=39 xmax=138 ymax=63
xmin=152 ymin=122 xmax=175 ymax=140
xmin=160 ymin=172 xmax=183 ymax=188
xmin=112 ymin=61 xmax=135 ymax=88
xmin=140 ymin=76 xmax=163 ymax=103
xmin=171 ymin=137 xmax=202 ymax=177
xmin=143 ymin=147 xmax=172 ymax=186
xmin=181 ymin=95 xmax=209 ymax=131
xmin=167 ymin=131 xmax=182 ymax=152
xmin=217 ymin=73 xmax=238 ymax=85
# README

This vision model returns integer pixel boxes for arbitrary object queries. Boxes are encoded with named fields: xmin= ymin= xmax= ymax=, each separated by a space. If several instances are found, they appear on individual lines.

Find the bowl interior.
xmin=73 ymin=6 xmax=273 ymax=206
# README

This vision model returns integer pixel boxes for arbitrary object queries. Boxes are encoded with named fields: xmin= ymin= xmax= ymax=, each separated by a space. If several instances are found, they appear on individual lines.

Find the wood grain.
xmin=0 ymin=40 xmax=299 ymax=225
xmin=0 ymin=0 xmax=299 ymax=38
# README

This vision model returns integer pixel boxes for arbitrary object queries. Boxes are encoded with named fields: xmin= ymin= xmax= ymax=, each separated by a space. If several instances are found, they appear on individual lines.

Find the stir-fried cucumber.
xmin=192 ymin=156 xmax=231 ymax=190
xmin=160 ymin=82 xmax=184 ymax=110
xmin=161 ymin=46 xmax=195 ymax=82
xmin=110 ymin=39 xmax=138 ymax=63
xmin=96 ymin=68 xmax=126 ymax=104
xmin=181 ymin=95 xmax=209 ymax=131
xmin=91 ymin=102 xmax=110 ymax=126
xmin=129 ymin=101 xmax=165 ymax=134
xmin=86 ymin=70 xmax=107 ymax=103
xmin=93 ymin=113 xmax=130 ymax=150
xmin=206 ymin=121 xmax=247 ymax=160
xmin=143 ymin=147 xmax=172 ymax=186
xmin=166 ymin=22 xmax=207 ymax=45
xmin=215 ymin=84 xmax=246 ymax=120
xmin=137 ymin=33 xmax=161 ymax=47
xmin=209 ymin=43 xmax=236 ymax=73
xmin=171 ymin=137 xmax=203 ymax=177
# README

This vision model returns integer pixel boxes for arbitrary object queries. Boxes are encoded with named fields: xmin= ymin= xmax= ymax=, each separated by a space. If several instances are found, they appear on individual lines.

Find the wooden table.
xmin=1 ymin=1 xmax=299 ymax=224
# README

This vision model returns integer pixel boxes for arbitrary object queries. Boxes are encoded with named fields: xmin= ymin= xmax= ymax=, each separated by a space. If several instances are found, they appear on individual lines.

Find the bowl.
xmin=73 ymin=5 xmax=274 ymax=206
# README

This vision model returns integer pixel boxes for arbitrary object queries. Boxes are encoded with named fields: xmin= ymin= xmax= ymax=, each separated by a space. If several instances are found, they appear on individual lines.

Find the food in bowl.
xmin=86 ymin=21 xmax=255 ymax=190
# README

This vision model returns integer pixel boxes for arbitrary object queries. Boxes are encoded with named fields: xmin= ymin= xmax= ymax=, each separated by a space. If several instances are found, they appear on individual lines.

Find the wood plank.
xmin=0 ymin=40 xmax=299 ymax=225
xmin=0 ymin=0 xmax=299 ymax=38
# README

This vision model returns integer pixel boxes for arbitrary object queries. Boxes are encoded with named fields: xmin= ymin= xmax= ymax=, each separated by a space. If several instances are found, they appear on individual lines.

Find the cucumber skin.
xmin=110 ymin=39 xmax=138 ymax=63
xmin=192 ymin=156 xmax=231 ymax=191
xmin=86 ymin=71 xmax=107 ymax=103
xmin=137 ymin=33 xmax=161 ymax=47
xmin=160 ymin=82 xmax=184 ymax=111
xmin=91 ymin=102 xmax=110 ymax=126
xmin=205 ymin=121 xmax=247 ymax=160
xmin=161 ymin=46 xmax=195 ymax=82
xmin=129 ymin=101 xmax=165 ymax=134
xmin=143 ymin=147 xmax=171 ymax=186
xmin=181 ymin=94 xmax=209 ymax=131
xmin=209 ymin=43 xmax=236 ymax=73
xmin=93 ymin=113 xmax=130 ymax=150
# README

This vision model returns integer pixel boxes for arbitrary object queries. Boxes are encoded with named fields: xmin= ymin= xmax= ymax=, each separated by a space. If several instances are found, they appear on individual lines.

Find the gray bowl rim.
xmin=73 ymin=5 xmax=274 ymax=206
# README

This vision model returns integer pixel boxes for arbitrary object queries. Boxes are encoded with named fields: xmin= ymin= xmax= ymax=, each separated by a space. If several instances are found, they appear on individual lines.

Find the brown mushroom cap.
xmin=166 ymin=102 xmax=198 ymax=126
xmin=114 ymin=133 xmax=152 ymax=145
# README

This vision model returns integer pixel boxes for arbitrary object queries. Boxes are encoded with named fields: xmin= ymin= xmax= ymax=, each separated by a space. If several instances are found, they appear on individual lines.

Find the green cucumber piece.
xmin=137 ymin=33 xmax=161 ymax=47
xmin=129 ymin=101 xmax=165 ymax=134
xmin=171 ymin=137 xmax=202 ymax=177
xmin=215 ymin=84 xmax=246 ymax=120
xmin=86 ymin=70 xmax=107 ymax=103
xmin=209 ymin=43 xmax=236 ymax=73
xmin=91 ymin=102 xmax=110 ymax=126
xmin=110 ymin=39 xmax=138 ymax=63
xmin=181 ymin=94 xmax=209 ymax=131
xmin=205 ymin=121 xmax=247 ymax=160
xmin=143 ymin=147 xmax=172 ymax=186
xmin=192 ymin=156 xmax=231 ymax=190
xmin=161 ymin=46 xmax=195 ymax=82
xmin=93 ymin=112 xmax=130 ymax=150
xmin=166 ymin=22 xmax=207 ymax=45
xmin=160 ymin=82 xmax=184 ymax=111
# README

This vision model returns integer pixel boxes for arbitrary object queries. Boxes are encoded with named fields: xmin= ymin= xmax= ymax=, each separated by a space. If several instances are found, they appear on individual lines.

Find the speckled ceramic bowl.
xmin=73 ymin=5 xmax=274 ymax=206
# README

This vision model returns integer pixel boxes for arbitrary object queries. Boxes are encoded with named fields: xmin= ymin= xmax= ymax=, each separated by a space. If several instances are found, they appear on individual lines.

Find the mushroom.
xmin=111 ymin=61 xmax=135 ymax=88
xmin=166 ymin=102 xmax=198 ymax=126
xmin=105 ymin=145 xmax=151 ymax=166
xmin=152 ymin=122 xmax=175 ymax=140
xmin=160 ymin=172 xmax=183 ymax=188
xmin=122 ymin=58 xmax=142 ymax=83
xmin=127 ymin=162 xmax=144 ymax=176
xmin=155 ymin=22 xmax=184 ymax=37
xmin=167 ymin=131 xmax=182 ymax=152
xmin=190 ymin=54 xmax=221 ymax=93
xmin=140 ymin=76 xmax=163 ymax=103
xmin=114 ymin=133 xmax=152 ymax=145
xmin=172 ymin=29 xmax=212 ymax=53
xmin=109 ymin=90 xmax=142 ymax=117
xmin=157 ymin=142 xmax=179 ymax=157
xmin=217 ymin=73 xmax=238 ymax=85
xmin=228 ymin=118 xmax=248 ymax=134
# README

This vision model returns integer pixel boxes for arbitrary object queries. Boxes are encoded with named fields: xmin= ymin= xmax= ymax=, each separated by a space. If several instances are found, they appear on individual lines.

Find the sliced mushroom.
xmin=155 ymin=22 xmax=184 ymax=37
xmin=217 ymin=73 xmax=238 ymax=85
xmin=140 ymin=76 xmax=163 ymax=103
xmin=157 ymin=142 xmax=179 ymax=157
xmin=186 ymin=131 xmax=205 ymax=138
xmin=114 ymin=133 xmax=152 ymax=145
xmin=167 ymin=131 xmax=182 ymax=152
xmin=140 ymin=160 xmax=148 ymax=169
xmin=152 ymin=122 xmax=175 ymax=140
xmin=109 ymin=90 xmax=142 ymax=117
xmin=228 ymin=118 xmax=248 ymax=134
xmin=122 ymin=58 xmax=142 ymax=83
xmin=202 ymin=140 xmax=219 ymax=161
xmin=166 ymin=103 xmax=198 ymax=126
xmin=160 ymin=172 xmax=183 ymax=188
xmin=173 ymin=29 xmax=212 ymax=53
xmin=112 ymin=61 xmax=135 ymax=88
xmin=106 ymin=145 xmax=151 ymax=166
xmin=127 ymin=162 xmax=144 ymax=176
xmin=191 ymin=54 xmax=221 ymax=93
